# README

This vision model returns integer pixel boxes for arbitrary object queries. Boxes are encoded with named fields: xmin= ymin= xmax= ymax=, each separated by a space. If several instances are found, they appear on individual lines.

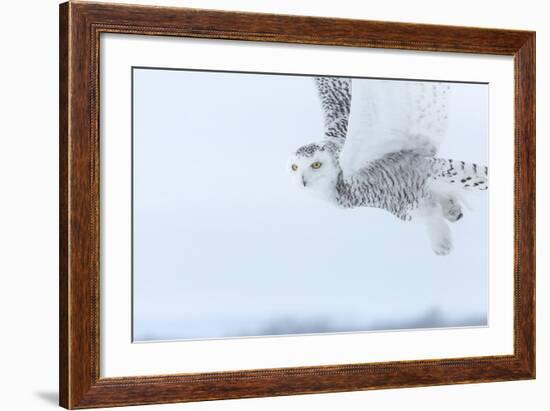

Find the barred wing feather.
xmin=314 ymin=77 xmax=352 ymax=145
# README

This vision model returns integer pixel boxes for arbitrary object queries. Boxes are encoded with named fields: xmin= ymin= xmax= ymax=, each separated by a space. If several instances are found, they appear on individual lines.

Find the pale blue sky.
xmin=132 ymin=68 xmax=489 ymax=341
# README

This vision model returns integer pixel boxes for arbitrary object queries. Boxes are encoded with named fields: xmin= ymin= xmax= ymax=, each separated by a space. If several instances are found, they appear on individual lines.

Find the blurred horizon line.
xmin=134 ymin=306 xmax=487 ymax=343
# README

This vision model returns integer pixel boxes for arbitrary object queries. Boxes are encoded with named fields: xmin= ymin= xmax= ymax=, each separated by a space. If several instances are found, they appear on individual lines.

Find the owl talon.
xmin=433 ymin=239 xmax=452 ymax=256
xmin=441 ymin=197 xmax=463 ymax=223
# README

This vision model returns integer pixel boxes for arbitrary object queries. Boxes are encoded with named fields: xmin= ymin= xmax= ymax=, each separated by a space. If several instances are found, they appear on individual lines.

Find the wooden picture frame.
xmin=59 ymin=1 xmax=535 ymax=408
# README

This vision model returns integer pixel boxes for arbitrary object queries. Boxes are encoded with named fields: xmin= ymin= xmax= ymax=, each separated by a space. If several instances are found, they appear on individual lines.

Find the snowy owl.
xmin=289 ymin=77 xmax=488 ymax=255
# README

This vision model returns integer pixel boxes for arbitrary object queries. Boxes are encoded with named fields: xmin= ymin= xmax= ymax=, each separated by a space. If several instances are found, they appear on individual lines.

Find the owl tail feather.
xmin=430 ymin=158 xmax=488 ymax=191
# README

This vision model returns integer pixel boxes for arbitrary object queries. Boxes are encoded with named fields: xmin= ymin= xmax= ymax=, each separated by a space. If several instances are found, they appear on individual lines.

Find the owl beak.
xmin=301 ymin=176 xmax=307 ymax=187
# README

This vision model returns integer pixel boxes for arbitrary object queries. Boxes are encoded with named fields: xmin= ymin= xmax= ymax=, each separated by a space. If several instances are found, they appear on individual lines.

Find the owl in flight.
xmin=289 ymin=77 xmax=488 ymax=255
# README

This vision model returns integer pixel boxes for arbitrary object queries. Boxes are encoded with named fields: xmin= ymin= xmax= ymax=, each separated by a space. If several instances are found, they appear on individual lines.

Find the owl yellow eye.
xmin=311 ymin=162 xmax=322 ymax=169
xmin=291 ymin=164 xmax=298 ymax=171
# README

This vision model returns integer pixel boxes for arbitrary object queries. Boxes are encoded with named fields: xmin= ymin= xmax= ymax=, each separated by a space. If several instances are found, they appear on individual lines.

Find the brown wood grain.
xmin=59 ymin=1 xmax=536 ymax=408
xmin=59 ymin=2 xmax=69 ymax=407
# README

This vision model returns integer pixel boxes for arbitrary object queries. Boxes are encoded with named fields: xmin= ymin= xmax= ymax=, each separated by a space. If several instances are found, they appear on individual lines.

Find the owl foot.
xmin=425 ymin=216 xmax=453 ymax=256
xmin=432 ymin=237 xmax=452 ymax=256
xmin=441 ymin=197 xmax=463 ymax=223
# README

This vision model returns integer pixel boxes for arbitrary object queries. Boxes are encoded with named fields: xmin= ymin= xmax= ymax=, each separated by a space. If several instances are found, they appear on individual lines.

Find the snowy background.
xmin=132 ymin=68 xmax=489 ymax=342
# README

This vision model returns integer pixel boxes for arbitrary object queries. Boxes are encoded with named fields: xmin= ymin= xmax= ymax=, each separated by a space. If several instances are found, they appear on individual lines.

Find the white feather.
xmin=339 ymin=79 xmax=451 ymax=177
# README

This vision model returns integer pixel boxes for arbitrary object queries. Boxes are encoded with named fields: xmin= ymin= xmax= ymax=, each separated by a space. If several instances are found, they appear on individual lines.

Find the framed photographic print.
xmin=59 ymin=1 xmax=535 ymax=409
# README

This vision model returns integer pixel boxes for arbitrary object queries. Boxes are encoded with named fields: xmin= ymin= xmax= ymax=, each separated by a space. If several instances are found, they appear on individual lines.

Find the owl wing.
xmin=339 ymin=79 xmax=451 ymax=177
xmin=314 ymin=77 xmax=352 ymax=145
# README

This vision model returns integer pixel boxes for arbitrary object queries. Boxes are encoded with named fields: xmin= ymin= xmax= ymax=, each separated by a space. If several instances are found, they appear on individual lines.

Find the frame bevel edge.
xmin=61 ymin=1 xmax=100 ymax=408
xmin=59 ymin=2 xmax=70 ymax=408
xmin=73 ymin=0 xmax=534 ymax=54
xmin=513 ymin=31 xmax=536 ymax=380
xmin=68 ymin=355 xmax=532 ymax=409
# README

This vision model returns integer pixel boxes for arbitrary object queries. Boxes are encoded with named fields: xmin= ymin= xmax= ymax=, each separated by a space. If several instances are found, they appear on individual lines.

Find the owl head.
xmin=289 ymin=141 xmax=341 ymax=200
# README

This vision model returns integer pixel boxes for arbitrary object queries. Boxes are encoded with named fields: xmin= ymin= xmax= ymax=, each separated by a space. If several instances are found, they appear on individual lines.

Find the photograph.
xmin=132 ymin=68 xmax=489 ymax=342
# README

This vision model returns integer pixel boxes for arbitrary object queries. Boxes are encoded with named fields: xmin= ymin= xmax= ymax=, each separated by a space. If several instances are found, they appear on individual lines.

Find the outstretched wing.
xmin=314 ymin=77 xmax=352 ymax=145
xmin=339 ymin=79 xmax=451 ymax=177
